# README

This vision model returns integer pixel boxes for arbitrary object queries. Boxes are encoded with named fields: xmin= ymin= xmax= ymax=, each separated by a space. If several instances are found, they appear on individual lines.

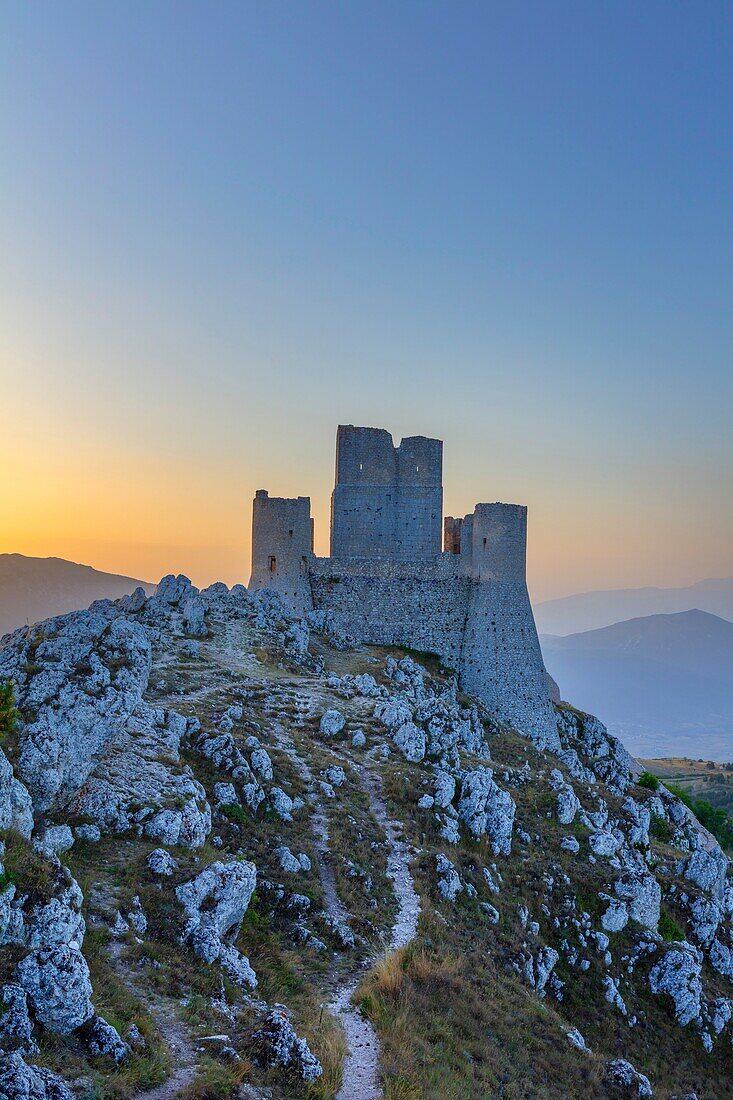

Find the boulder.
xmin=456 ymin=767 xmax=515 ymax=854
xmin=436 ymin=854 xmax=463 ymax=901
xmin=16 ymin=945 xmax=94 ymax=1037
xmin=85 ymin=1015 xmax=130 ymax=1064
xmin=0 ymin=984 xmax=37 ymax=1055
xmin=251 ymin=1004 xmax=322 ymax=1082
xmin=148 ymin=848 xmax=177 ymax=876
xmin=649 ymin=945 xmax=703 ymax=1027
xmin=614 ymin=873 xmax=661 ymax=931
xmin=0 ymin=752 xmax=33 ymax=839
xmin=176 ymin=860 xmax=257 ymax=986
xmin=393 ymin=721 xmax=426 ymax=763
xmin=319 ymin=709 xmax=346 ymax=737
xmin=684 ymin=848 xmax=729 ymax=900
xmin=0 ymin=1052 xmax=74 ymax=1100
xmin=155 ymin=574 xmax=194 ymax=606
xmin=2 ymin=611 xmax=152 ymax=813
xmin=549 ymin=769 xmax=580 ymax=825
xmin=182 ymin=595 xmax=207 ymax=638
xmin=605 ymin=1058 xmax=653 ymax=1097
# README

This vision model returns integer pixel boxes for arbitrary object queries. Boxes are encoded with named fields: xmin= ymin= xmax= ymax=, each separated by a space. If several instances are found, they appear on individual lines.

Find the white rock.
xmin=34 ymin=827 xmax=73 ymax=858
xmin=589 ymin=830 xmax=622 ymax=857
xmin=393 ymin=721 xmax=426 ymax=763
xmin=319 ymin=710 xmax=345 ymax=737
xmin=214 ymin=782 xmax=239 ymax=807
xmin=649 ymin=945 xmax=703 ymax=1027
xmin=182 ymin=595 xmax=207 ymax=638
xmin=86 ymin=1015 xmax=130 ymax=1064
xmin=0 ymin=751 xmax=34 ymax=839
xmin=250 ymin=748 xmax=273 ymax=781
xmin=252 ymin=1004 xmax=323 ymax=1082
xmin=155 ymin=574 xmax=194 ymax=606
xmin=148 ymin=848 xmax=177 ymax=876
xmin=435 ymin=854 xmax=463 ymax=901
xmin=566 ymin=1027 xmax=589 ymax=1052
xmin=16 ymin=945 xmax=94 ymax=1036
xmin=0 ymin=1052 xmax=74 ymax=1100
xmin=601 ymin=899 xmax=629 ymax=933
xmin=550 ymin=769 xmax=580 ymax=825
xmin=175 ymin=859 xmax=257 ymax=982
xmin=457 ymin=767 xmax=515 ymax=855
xmin=0 ymin=983 xmax=37 ymax=1055
xmin=710 ymin=937 xmax=733 ymax=979
xmin=684 ymin=848 xmax=728 ymax=899
xmin=433 ymin=769 xmax=456 ymax=808
xmin=276 ymin=847 xmax=303 ymax=873
xmin=605 ymin=1058 xmax=653 ymax=1097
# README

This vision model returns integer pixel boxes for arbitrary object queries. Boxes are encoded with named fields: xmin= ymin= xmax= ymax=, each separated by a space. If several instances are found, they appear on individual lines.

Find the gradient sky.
xmin=1 ymin=1 xmax=731 ymax=602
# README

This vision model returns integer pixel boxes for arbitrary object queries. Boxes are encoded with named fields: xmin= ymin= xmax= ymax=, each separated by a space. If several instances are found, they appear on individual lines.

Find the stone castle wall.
xmin=248 ymin=426 xmax=558 ymax=747
xmin=309 ymin=546 xmax=558 ymax=748
xmin=309 ymin=556 xmax=470 ymax=669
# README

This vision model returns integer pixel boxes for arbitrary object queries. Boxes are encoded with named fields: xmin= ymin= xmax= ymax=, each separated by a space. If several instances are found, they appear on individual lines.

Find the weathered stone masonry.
xmin=250 ymin=425 xmax=558 ymax=748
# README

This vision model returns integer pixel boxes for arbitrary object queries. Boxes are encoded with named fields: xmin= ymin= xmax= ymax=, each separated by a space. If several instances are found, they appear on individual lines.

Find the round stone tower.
xmin=460 ymin=503 xmax=559 ymax=750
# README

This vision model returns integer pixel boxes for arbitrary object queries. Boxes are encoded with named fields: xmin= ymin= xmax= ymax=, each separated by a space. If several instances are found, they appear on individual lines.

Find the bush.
xmin=0 ymin=830 xmax=57 ymax=904
xmin=638 ymin=771 xmax=660 ymax=791
xmin=650 ymin=813 xmax=671 ymax=842
xmin=658 ymin=909 xmax=684 ymax=943
xmin=221 ymin=804 xmax=248 ymax=825
xmin=0 ymin=681 xmax=18 ymax=746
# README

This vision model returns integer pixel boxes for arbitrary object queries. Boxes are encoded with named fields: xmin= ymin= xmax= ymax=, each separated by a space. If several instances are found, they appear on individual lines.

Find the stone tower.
xmin=249 ymin=490 xmax=313 ymax=616
xmin=330 ymin=425 xmax=443 ymax=559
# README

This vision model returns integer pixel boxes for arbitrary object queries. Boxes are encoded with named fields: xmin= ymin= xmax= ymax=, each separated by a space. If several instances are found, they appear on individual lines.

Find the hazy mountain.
xmin=542 ymin=608 xmax=733 ymax=759
xmin=535 ymin=577 xmax=733 ymax=636
xmin=0 ymin=553 xmax=155 ymax=637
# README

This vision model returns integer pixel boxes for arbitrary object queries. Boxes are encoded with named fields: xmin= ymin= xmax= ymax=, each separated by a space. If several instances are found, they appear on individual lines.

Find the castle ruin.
xmin=250 ymin=425 xmax=558 ymax=747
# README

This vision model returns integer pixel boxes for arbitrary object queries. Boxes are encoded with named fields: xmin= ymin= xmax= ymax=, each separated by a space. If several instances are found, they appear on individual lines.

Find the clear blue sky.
xmin=1 ymin=2 xmax=731 ymax=599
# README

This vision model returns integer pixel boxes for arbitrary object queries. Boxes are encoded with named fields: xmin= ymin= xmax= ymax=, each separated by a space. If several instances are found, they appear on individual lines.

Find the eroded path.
xmin=269 ymin=702 xmax=420 ymax=1100
xmin=332 ymin=766 xmax=420 ymax=1100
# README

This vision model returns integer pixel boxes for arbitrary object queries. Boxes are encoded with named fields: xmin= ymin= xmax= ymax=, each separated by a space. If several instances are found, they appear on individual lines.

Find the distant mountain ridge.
xmin=541 ymin=608 xmax=733 ymax=759
xmin=535 ymin=577 xmax=733 ymax=636
xmin=0 ymin=553 xmax=154 ymax=637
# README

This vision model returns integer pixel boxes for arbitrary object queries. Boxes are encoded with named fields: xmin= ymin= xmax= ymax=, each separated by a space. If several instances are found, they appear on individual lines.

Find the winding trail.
xmin=104 ymin=940 xmax=200 ymax=1100
xmin=132 ymin=999 xmax=199 ymax=1100
xmin=268 ymin=703 xmax=420 ymax=1100
xmin=331 ymin=764 xmax=421 ymax=1100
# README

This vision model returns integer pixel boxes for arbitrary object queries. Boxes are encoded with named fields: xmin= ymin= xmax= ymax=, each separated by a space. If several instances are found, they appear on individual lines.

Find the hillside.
xmin=0 ymin=555 xmax=155 ymax=638
xmin=0 ymin=581 xmax=732 ymax=1098
xmin=541 ymin=610 xmax=733 ymax=760
xmin=535 ymin=578 xmax=733 ymax=636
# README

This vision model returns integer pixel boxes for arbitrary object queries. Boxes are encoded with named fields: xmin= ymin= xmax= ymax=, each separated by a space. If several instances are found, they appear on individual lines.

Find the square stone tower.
xmin=330 ymin=425 xmax=443 ymax=559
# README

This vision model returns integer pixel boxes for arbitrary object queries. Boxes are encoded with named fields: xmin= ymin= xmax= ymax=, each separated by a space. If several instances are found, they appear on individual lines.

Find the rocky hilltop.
xmin=0 ymin=577 xmax=731 ymax=1099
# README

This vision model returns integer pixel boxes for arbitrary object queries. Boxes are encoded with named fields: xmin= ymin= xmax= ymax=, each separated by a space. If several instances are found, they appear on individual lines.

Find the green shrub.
xmin=650 ymin=813 xmax=671 ymax=842
xmin=638 ymin=771 xmax=660 ymax=791
xmin=658 ymin=909 xmax=684 ymax=943
xmin=0 ymin=831 xmax=57 ymax=904
xmin=0 ymin=681 xmax=18 ymax=746
xmin=220 ymin=804 xmax=248 ymax=825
